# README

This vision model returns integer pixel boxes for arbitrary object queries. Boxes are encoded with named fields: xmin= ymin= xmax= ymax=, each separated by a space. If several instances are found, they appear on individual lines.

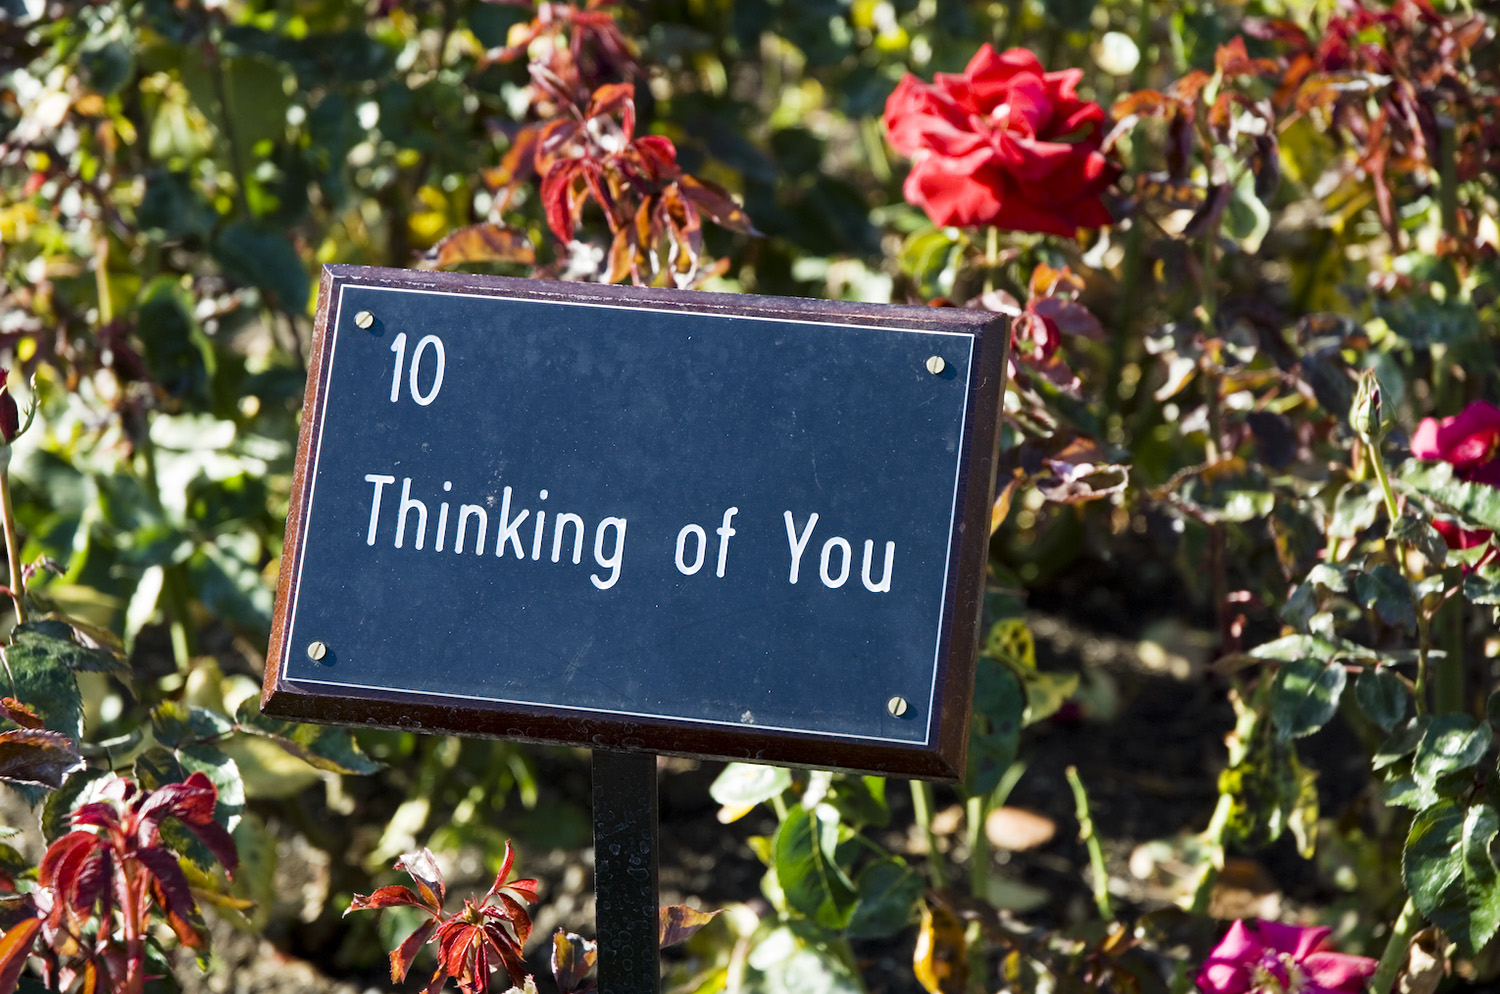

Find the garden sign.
xmin=261 ymin=264 xmax=1007 ymax=780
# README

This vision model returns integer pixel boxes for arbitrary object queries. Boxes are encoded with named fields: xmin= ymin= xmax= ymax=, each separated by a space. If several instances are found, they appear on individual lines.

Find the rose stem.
xmin=1370 ymin=898 xmax=1420 ymax=994
xmin=910 ymin=780 xmax=948 ymax=891
xmin=1066 ymin=766 xmax=1113 ymax=919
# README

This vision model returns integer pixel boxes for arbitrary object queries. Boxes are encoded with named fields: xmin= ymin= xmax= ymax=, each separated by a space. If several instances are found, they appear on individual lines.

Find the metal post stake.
xmin=592 ymin=750 xmax=660 ymax=994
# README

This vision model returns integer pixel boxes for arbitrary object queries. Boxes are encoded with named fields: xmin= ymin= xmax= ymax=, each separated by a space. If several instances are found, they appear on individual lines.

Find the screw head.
xmin=306 ymin=640 xmax=328 ymax=661
xmin=354 ymin=310 xmax=374 ymax=330
xmin=925 ymin=355 xmax=945 ymax=375
xmin=887 ymin=696 xmax=909 ymax=717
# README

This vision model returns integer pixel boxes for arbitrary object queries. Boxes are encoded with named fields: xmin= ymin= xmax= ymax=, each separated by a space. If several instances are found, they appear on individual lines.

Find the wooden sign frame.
xmin=261 ymin=264 xmax=1007 ymax=780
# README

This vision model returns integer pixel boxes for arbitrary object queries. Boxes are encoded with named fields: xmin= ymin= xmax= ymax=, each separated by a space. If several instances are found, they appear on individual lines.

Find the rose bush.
xmin=1410 ymin=400 xmax=1500 ymax=549
xmin=882 ymin=45 xmax=1118 ymax=235
xmin=1197 ymin=920 xmax=1377 ymax=994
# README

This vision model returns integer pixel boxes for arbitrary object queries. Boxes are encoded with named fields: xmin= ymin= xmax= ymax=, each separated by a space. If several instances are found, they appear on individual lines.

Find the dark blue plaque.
xmin=262 ymin=266 xmax=1006 ymax=778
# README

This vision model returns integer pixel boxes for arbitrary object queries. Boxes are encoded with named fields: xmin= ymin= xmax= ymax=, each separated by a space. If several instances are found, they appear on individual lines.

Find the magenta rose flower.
xmin=882 ymin=45 xmax=1119 ymax=236
xmin=1410 ymin=399 xmax=1500 ymax=550
xmin=1197 ymin=920 xmax=1376 ymax=994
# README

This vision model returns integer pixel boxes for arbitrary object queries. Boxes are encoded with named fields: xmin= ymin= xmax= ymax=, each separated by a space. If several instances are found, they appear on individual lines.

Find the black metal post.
xmin=592 ymin=750 xmax=660 ymax=994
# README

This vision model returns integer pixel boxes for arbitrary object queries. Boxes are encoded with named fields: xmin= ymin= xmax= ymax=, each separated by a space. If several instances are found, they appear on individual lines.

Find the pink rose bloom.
xmin=1410 ymin=399 xmax=1500 ymax=549
xmin=1198 ymin=920 xmax=1376 ymax=994
xmin=882 ymin=45 xmax=1119 ymax=236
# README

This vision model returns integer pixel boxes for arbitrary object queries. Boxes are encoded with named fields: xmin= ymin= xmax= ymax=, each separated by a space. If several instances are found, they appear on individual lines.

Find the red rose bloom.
xmin=883 ymin=45 xmax=1119 ymax=236
xmin=1410 ymin=399 xmax=1500 ymax=550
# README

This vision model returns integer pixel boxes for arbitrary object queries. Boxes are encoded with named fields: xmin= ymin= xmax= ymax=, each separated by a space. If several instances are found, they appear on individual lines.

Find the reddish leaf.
xmin=586 ymin=82 xmax=636 ymax=139
xmin=679 ymin=175 xmax=757 ymax=235
xmin=630 ymin=135 xmax=678 ymax=181
xmin=395 ymin=849 xmax=447 ymax=911
xmin=1110 ymin=89 xmax=1175 ymax=118
xmin=0 ymin=728 xmax=82 ymax=788
xmin=541 ymin=161 xmax=585 ymax=243
xmin=658 ymin=905 xmax=719 ymax=948
xmin=346 ymin=884 xmax=434 ymax=916
xmin=551 ymin=930 xmax=597 ymax=994
xmin=135 ymin=846 xmax=204 ymax=947
xmin=1032 ymin=298 xmax=1104 ymax=340
xmin=424 ymin=224 xmax=535 ymax=269
xmin=498 ymin=892 xmax=532 ymax=944
xmin=390 ymin=919 xmax=438 ymax=983
xmin=137 ymin=771 xmax=216 ymax=828
xmin=0 ymin=699 xmax=44 ymax=730
xmin=0 ymin=916 xmax=40 ymax=993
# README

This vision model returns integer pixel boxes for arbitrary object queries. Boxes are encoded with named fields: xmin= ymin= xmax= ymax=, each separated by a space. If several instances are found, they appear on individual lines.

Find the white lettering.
xmin=592 ymin=517 xmax=627 ymax=590
xmin=862 ymin=540 xmax=895 ymax=593
xmin=494 ymin=486 xmax=529 ymax=558
xmin=364 ymin=474 xmax=395 ymax=546
xmin=675 ymin=524 xmax=707 ymax=576
xmin=715 ymin=507 xmax=738 ymax=578
xmin=394 ymin=477 xmax=427 ymax=550
xmin=552 ymin=513 xmax=585 ymax=564
xmin=820 ymin=537 xmax=851 ymax=588
xmin=455 ymin=505 xmax=487 ymax=554
xmin=784 ymin=511 xmax=818 ymax=584
xmin=409 ymin=335 xmax=445 ymax=405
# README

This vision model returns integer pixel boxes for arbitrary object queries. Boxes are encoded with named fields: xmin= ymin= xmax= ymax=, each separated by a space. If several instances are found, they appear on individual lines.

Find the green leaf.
xmin=965 ymin=658 xmax=1023 ymax=797
xmin=234 ymin=700 xmax=381 ymax=775
xmin=1281 ymin=564 xmax=1348 ymax=631
xmin=1226 ymin=167 xmax=1271 ymax=252
xmin=1020 ymin=670 xmax=1078 ymax=727
xmin=1383 ymin=775 xmax=1440 ymax=811
xmin=2 ymin=631 xmax=85 ymax=741
xmin=747 ymin=925 xmax=863 ymax=994
xmin=845 ymin=859 xmax=922 ymax=939
xmin=1374 ymin=717 xmax=1430 ymax=771
xmin=1404 ymin=801 xmax=1500 ymax=955
xmin=1353 ymin=563 xmax=1416 ymax=631
xmin=1355 ymin=667 xmax=1409 ymax=733
xmin=823 ymin=775 xmax=888 ymax=829
xmin=710 ymin=764 xmax=793 ymax=809
xmin=1328 ymin=480 xmax=1381 ymax=539
xmin=1401 ymin=460 xmax=1500 ymax=533
xmin=1269 ymin=659 xmax=1346 ymax=740
xmin=1250 ymin=633 xmax=1363 ymax=664
xmin=772 ymin=805 xmax=856 ymax=931
xmin=1389 ymin=513 xmax=1448 ymax=569
xmin=11 ymin=620 xmax=128 ymax=676
xmin=152 ymin=701 xmax=234 ymax=748
xmin=212 ymin=221 xmax=310 ymax=313
xmin=1413 ymin=714 xmax=1492 ymax=788
xmin=40 ymin=768 xmax=111 ymax=842
xmin=1461 ymin=805 xmax=1500 ymax=952
xmin=1464 ymin=566 xmax=1500 ymax=606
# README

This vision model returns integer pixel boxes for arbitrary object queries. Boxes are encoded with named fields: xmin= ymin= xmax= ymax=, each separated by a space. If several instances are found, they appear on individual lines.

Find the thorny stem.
xmin=1370 ymin=897 xmax=1420 ymax=994
xmin=1066 ymin=766 xmax=1113 ymax=920
xmin=910 ymin=780 xmax=949 ymax=891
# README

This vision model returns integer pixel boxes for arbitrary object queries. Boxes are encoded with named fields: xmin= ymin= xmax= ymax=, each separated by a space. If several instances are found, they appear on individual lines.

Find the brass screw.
xmin=354 ymin=310 xmax=374 ymax=330
xmin=307 ymin=641 xmax=328 ymax=661
xmin=887 ymin=696 xmax=909 ymax=717
xmin=925 ymin=355 xmax=945 ymax=375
